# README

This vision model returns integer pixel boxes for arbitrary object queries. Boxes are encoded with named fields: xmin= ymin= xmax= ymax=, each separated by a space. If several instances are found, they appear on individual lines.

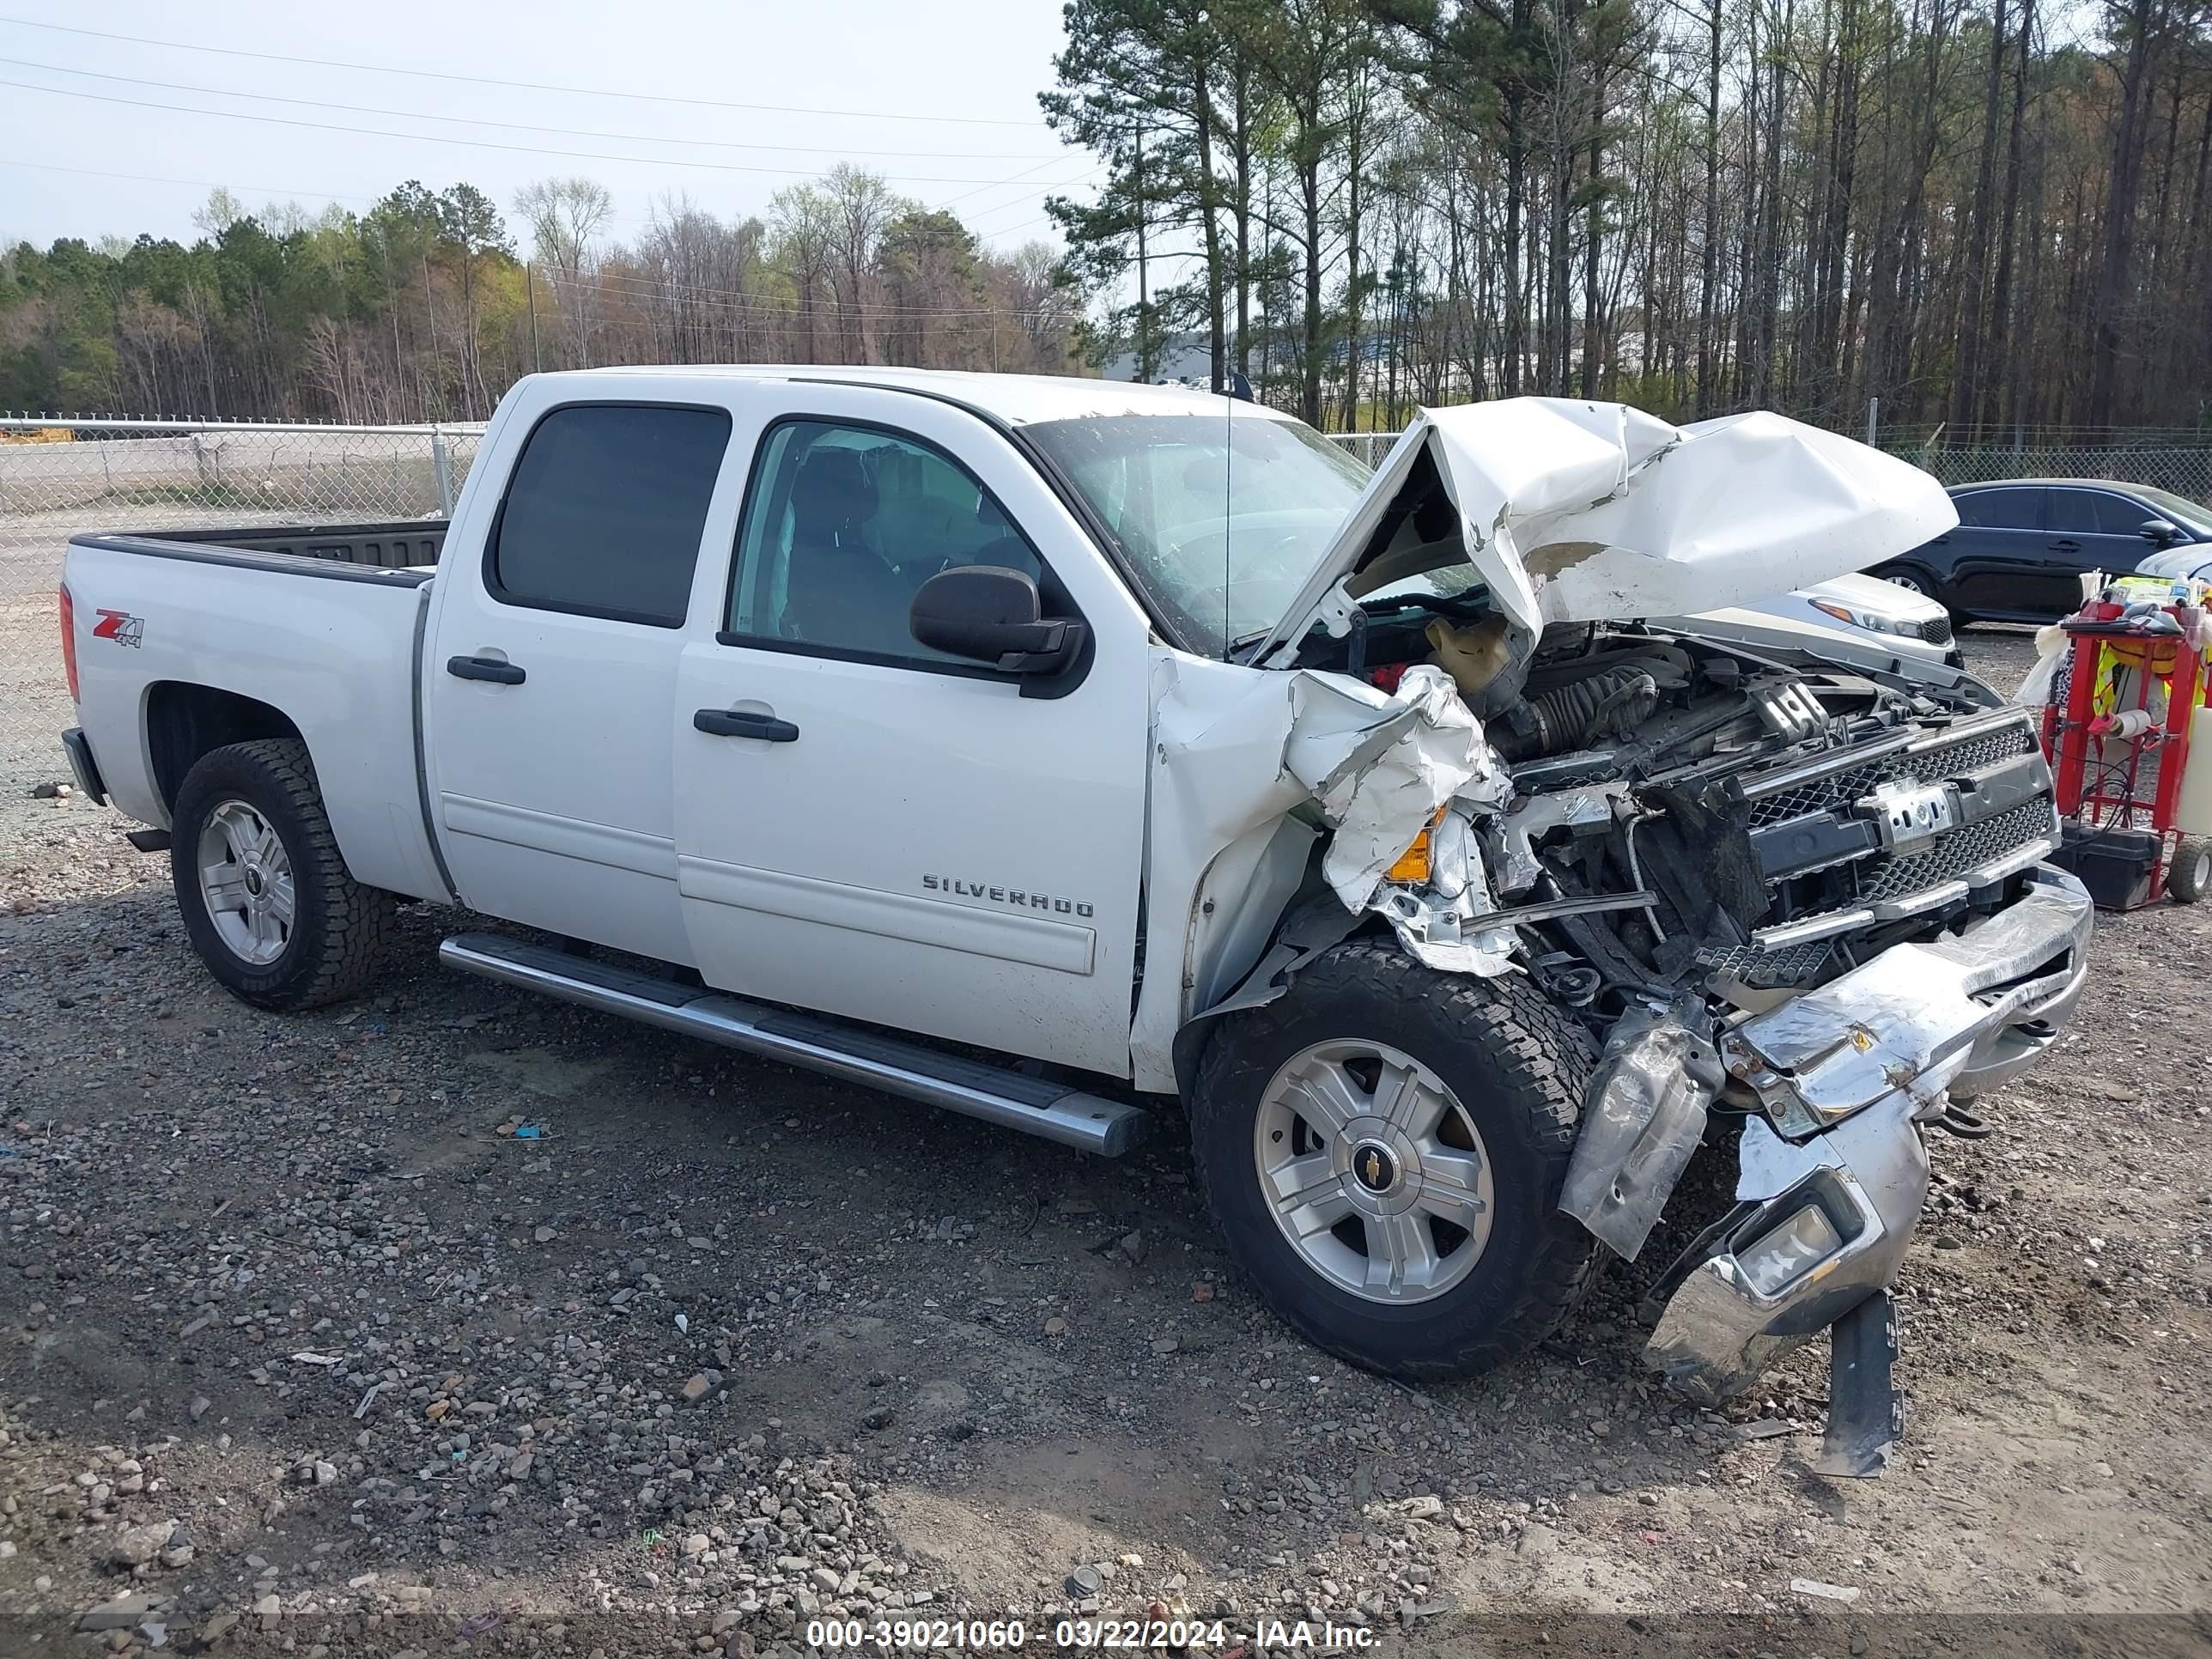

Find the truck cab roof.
xmin=555 ymin=364 xmax=1298 ymax=430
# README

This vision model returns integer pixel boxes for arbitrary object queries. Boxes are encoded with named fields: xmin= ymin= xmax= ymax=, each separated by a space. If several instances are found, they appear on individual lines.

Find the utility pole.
xmin=421 ymin=252 xmax=444 ymax=420
xmin=526 ymin=262 xmax=542 ymax=374
xmin=1134 ymin=126 xmax=1151 ymax=381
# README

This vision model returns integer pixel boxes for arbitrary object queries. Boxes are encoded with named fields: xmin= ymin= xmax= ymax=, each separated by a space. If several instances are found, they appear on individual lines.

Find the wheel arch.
xmin=145 ymin=681 xmax=307 ymax=815
xmin=1170 ymin=894 xmax=1374 ymax=1101
xmin=1184 ymin=936 xmax=1602 ymax=1379
xmin=1869 ymin=558 xmax=1942 ymax=595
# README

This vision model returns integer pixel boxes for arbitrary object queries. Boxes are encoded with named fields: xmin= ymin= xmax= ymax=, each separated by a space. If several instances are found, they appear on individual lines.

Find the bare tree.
xmin=515 ymin=178 xmax=612 ymax=368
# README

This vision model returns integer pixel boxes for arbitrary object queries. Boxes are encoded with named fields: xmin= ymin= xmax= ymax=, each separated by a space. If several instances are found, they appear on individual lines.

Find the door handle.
xmin=447 ymin=654 xmax=526 ymax=685
xmin=2049 ymin=538 xmax=2082 ymax=553
xmin=694 ymin=708 xmax=799 ymax=742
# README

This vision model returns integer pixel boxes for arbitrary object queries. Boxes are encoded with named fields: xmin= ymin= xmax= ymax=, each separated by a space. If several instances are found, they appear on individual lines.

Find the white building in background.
xmin=1102 ymin=334 xmax=1216 ymax=386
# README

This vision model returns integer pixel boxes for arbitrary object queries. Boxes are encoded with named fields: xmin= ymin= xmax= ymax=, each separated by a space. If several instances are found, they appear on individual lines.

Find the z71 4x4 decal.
xmin=92 ymin=608 xmax=143 ymax=647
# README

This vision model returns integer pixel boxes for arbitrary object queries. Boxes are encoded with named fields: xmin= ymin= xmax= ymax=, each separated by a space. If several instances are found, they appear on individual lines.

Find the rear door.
xmin=671 ymin=384 xmax=1152 ymax=1078
xmin=1944 ymin=486 xmax=2051 ymax=618
xmin=425 ymin=389 xmax=743 ymax=962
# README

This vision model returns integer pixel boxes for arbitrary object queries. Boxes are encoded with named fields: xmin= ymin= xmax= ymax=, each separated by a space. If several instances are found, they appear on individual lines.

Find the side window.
xmin=2046 ymin=489 xmax=2103 ymax=534
xmin=726 ymin=420 xmax=1045 ymax=667
xmin=1954 ymin=487 xmax=2043 ymax=531
xmin=488 ymin=404 xmax=732 ymax=626
xmin=2094 ymin=493 xmax=2158 ymax=535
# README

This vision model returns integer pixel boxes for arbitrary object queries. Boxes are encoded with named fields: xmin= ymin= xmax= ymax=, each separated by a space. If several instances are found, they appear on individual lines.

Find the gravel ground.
xmin=2 ymin=627 xmax=2208 ymax=1658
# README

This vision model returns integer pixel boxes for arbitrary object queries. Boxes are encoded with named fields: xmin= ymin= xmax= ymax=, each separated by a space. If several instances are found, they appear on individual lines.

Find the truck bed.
xmin=62 ymin=520 xmax=450 ymax=904
xmin=70 ymin=520 xmax=447 ymax=576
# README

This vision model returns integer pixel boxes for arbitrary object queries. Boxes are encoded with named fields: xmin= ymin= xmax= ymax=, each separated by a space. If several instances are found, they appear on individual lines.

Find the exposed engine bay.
xmin=1290 ymin=604 xmax=2057 ymax=1016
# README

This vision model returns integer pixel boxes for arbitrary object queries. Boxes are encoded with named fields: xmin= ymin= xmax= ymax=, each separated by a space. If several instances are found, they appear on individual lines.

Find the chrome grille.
xmin=1852 ymin=799 xmax=2057 ymax=901
xmin=1708 ymin=714 xmax=2053 ymax=990
xmin=1747 ymin=720 xmax=2037 ymax=830
xmin=1699 ymin=937 xmax=1833 ymax=989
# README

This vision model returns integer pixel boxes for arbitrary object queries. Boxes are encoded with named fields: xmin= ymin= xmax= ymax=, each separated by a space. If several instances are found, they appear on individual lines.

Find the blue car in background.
xmin=1869 ymin=478 xmax=2212 ymax=622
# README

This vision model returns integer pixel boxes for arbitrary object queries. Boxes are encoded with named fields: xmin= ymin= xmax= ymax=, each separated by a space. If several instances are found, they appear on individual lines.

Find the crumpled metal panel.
xmin=1720 ymin=868 xmax=2094 ymax=1137
xmin=1273 ymin=661 xmax=1524 ymax=975
xmin=1559 ymin=997 xmax=1723 ymax=1261
xmin=1280 ymin=663 xmax=1513 ymax=915
xmin=1253 ymin=398 xmax=1960 ymax=665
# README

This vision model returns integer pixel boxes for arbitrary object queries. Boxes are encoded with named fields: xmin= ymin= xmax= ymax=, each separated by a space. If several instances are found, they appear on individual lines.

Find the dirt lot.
xmin=1 ymin=629 xmax=2208 ymax=1657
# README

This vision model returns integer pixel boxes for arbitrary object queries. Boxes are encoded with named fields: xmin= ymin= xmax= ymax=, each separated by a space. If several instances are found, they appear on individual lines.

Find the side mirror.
xmin=909 ymin=565 xmax=1085 ymax=674
xmin=2142 ymin=518 xmax=2180 ymax=546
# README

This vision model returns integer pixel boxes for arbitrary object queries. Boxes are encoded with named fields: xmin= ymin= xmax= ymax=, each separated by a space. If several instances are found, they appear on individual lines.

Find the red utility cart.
xmin=2039 ymin=593 xmax=2211 ymax=908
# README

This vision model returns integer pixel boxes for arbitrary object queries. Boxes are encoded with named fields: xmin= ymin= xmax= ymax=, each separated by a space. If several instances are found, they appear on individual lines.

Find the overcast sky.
xmin=0 ymin=1 xmax=1099 ymax=254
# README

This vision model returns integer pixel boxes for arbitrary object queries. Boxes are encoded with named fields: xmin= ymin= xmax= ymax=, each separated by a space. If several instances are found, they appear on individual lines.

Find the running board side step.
xmin=437 ymin=933 xmax=1150 ymax=1157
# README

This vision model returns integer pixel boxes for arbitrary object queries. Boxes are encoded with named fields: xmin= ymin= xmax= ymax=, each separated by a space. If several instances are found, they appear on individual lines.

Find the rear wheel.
xmin=171 ymin=738 xmax=393 ymax=1010
xmin=2170 ymin=836 xmax=2212 ymax=904
xmin=1189 ymin=940 xmax=1600 ymax=1381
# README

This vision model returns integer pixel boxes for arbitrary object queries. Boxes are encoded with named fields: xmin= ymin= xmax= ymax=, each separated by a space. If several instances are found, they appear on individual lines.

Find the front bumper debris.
xmin=1644 ymin=1087 xmax=1931 ymax=1407
xmin=1719 ymin=866 xmax=2094 ymax=1134
xmin=1559 ymin=995 xmax=1723 ymax=1261
xmin=1642 ymin=866 xmax=2092 ymax=1433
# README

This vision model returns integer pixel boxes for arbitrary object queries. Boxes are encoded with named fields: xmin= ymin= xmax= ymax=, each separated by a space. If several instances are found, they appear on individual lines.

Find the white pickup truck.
xmin=58 ymin=370 xmax=2090 ymax=1474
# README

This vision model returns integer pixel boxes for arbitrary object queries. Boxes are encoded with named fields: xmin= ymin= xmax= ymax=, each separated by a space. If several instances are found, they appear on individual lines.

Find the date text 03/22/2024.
xmin=803 ymin=1617 xmax=1380 ymax=1650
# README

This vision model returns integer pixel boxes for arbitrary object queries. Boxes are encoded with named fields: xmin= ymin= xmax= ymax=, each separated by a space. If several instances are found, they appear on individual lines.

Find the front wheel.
xmin=171 ymin=738 xmax=394 ymax=1011
xmin=1870 ymin=563 xmax=1935 ymax=599
xmin=1188 ymin=941 xmax=1601 ymax=1381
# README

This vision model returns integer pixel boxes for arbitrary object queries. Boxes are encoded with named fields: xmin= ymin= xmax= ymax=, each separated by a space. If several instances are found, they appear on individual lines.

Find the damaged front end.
xmin=1634 ymin=868 xmax=2089 ymax=1459
xmin=1318 ymin=679 xmax=2089 ymax=1473
xmin=1225 ymin=399 xmax=2094 ymax=1474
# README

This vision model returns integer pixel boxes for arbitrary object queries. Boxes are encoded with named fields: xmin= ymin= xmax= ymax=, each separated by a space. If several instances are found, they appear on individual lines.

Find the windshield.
xmin=2130 ymin=484 xmax=2212 ymax=536
xmin=1024 ymin=411 xmax=1372 ymax=651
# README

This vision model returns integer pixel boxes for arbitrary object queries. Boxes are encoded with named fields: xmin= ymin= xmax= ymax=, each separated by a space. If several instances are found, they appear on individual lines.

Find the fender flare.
xmin=1168 ymin=893 xmax=1365 ymax=1102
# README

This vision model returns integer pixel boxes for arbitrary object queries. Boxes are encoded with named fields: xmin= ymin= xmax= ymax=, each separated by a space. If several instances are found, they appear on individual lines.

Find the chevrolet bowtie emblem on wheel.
xmin=1355 ymin=1146 xmax=1396 ymax=1193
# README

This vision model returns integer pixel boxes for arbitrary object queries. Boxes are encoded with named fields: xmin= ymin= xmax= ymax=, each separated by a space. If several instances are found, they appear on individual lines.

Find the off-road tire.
xmin=171 ymin=738 xmax=394 ymax=1011
xmin=2171 ymin=835 xmax=2212 ymax=904
xmin=1189 ymin=939 xmax=1601 ymax=1381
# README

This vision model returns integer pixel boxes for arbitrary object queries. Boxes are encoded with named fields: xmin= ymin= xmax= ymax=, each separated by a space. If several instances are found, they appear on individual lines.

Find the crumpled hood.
xmin=1255 ymin=398 xmax=1960 ymax=662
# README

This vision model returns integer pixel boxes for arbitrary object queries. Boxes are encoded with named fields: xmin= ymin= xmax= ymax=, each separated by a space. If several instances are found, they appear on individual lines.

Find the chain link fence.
xmin=1 ymin=418 xmax=482 ymax=809
xmin=1900 ymin=441 xmax=2212 ymax=501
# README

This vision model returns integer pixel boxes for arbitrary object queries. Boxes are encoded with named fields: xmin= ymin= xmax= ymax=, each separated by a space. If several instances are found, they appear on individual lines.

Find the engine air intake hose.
xmin=1492 ymin=665 xmax=1661 ymax=762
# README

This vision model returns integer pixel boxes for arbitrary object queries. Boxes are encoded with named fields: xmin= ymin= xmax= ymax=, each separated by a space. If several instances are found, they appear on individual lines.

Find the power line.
xmin=0 ymin=156 xmax=660 ymax=234
xmin=0 ymin=156 xmax=378 ymax=206
xmin=965 ymin=191 xmax=1077 ymax=226
xmin=975 ymin=211 xmax=1065 ymax=240
xmin=931 ymin=155 xmax=1096 ymax=212
xmin=0 ymin=79 xmax=1073 ymax=186
xmin=0 ymin=55 xmax=1068 ymax=162
xmin=0 ymin=14 xmax=1050 ymax=128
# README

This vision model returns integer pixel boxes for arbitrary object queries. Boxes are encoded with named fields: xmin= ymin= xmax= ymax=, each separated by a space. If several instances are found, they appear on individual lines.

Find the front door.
xmin=672 ymin=387 xmax=1152 ymax=1079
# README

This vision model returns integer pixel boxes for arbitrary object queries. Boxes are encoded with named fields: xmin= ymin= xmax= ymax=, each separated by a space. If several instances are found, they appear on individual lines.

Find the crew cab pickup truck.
xmin=58 ymin=370 xmax=2091 ymax=1474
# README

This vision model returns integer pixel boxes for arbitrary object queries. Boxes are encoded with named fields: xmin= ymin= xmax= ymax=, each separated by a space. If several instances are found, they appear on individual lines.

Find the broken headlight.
xmin=1735 ymin=1201 xmax=1845 ymax=1297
